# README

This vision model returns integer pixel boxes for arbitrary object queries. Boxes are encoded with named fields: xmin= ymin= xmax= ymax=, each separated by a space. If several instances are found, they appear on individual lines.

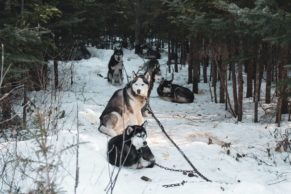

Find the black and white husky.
xmin=107 ymin=123 xmax=155 ymax=168
xmin=99 ymin=73 xmax=150 ymax=136
xmin=157 ymin=74 xmax=194 ymax=103
xmin=107 ymin=49 xmax=124 ymax=85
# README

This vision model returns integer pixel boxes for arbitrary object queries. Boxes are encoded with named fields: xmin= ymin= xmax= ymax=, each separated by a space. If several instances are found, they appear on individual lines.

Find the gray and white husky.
xmin=99 ymin=73 xmax=150 ymax=136
xmin=107 ymin=49 xmax=124 ymax=85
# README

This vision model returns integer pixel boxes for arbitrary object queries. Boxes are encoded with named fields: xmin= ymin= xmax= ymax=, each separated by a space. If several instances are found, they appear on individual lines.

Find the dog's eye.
xmin=141 ymin=84 xmax=144 ymax=86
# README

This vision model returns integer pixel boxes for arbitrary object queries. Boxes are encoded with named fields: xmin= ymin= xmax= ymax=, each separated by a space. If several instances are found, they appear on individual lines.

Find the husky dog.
xmin=99 ymin=73 xmax=150 ymax=136
xmin=141 ymin=59 xmax=161 ymax=98
xmin=107 ymin=123 xmax=155 ymax=168
xmin=107 ymin=48 xmax=124 ymax=85
xmin=146 ymin=45 xmax=161 ymax=59
xmin=157 ymin=74 xmax=194 ymax=103
xmin=140 ymin=59 xmax=161 ymax=115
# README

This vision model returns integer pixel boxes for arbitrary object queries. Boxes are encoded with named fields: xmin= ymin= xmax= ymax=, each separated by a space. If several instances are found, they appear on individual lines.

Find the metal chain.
xmin=155 ymin=162 xmax=197 ymax=175
xmin=162 ymin=180 xmax=187 ymax=188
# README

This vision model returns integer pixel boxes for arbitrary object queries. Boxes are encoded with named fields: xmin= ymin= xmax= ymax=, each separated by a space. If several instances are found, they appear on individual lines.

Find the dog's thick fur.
xmin=107 ymin=49 xmax=124 ymax=85
xmin=107 ymin=123 xmax=155 ymax=168
xmin=99 ymin=74 xmax=150 ymax=136
xmin=157 ymin=76 xmax=194 ymax=103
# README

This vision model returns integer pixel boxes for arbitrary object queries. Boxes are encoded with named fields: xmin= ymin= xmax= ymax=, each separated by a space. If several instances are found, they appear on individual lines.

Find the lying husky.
xmin=99 ymin=73 xmax=150 ymax=136
xmin=107 ymin=123 xmax=155 ymax=168
xmin=107 ymin=48 xmax=124 ymax=85
xmin=157 ymin=75 xmax=194 ymax=103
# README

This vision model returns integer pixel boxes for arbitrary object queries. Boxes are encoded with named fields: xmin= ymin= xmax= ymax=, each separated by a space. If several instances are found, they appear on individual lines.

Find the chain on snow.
xmin=162 ymin=180 xmax=187 ymax=188
xmin=146 ymin=104 xmax=212 ymax=182
xmin=155 ymin=162 xmax=198 ymax=177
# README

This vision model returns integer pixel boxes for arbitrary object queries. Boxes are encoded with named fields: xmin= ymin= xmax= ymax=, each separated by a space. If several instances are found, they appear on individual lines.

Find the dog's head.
xmin=113 ymin=49 xmax=123 ymax=62
xmin=145 ymin=59 xmax=161 ymax=77
xmin=125 ymin=122 xmax=148 ymax=150
xmin=130 ymin=72 xmax=150 ymax=98
xmin=157 ymin=77 xmax=172 ymax=95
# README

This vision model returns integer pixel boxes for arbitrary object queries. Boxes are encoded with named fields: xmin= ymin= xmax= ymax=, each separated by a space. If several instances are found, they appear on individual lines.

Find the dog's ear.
xmin=126 ymin=126 xmax=134 ymax=136
xmin=142 ymin=121 xmax=148 ymax=128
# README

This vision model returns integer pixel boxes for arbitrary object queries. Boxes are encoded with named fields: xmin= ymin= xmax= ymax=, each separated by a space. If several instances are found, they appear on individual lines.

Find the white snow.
xmin=1 ymin=47 xmax=290 ymax=194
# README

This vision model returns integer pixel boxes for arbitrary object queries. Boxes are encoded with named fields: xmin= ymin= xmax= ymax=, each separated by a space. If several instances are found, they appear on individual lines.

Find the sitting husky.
xmin=107 ymin=123 xmax=155 ymax=168
xmin=107 ymin=48 xmax=124 ymax=85
xmin=99 ymin=73 xmax=150 ymax=136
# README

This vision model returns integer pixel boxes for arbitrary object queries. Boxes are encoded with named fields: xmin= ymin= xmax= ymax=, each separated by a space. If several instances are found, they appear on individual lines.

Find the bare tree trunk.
xmin=276 ymin=100 xmax=282 ymax=127
xmin=244 ymin=42 xmax=253 ymax=99
xmin=174 ymin=41 xmax=178 ymax=73
xmin=218 ymin=56 xmax=226 ymax=103
xmin=212 ymin=58 xmax=218 ymax=103
xmin=264 ymin=45 xmax=272 ymax=104
xmin=288 ymin=103 xmax=291 ymax=121
xmin=54 ymin=59 xmax=59 ymax=89
xmin=228 ymin=64 xmax=232 ymax=81
xmin=192 ymin=37 xmax=200 ymax=94
xmin=254 ymin=57 xmax=261 ymax=123
xmin=22 ymin=82 xmax=28 ymax=129
xmin=225 ymin=76 xmax=236 ymax=117
xmin=245 ymin=59 xmax=253 ymax=98
xmin=188 ymin=39 xmax=193 ymax=84
xmin=203 ymin=55 xmax=208 ymax=83
xmin=231 ymin=62 xmax=238 ymax=115
xmin=237 ymin=61 xmax=243 ymax=121
xmin=180 ymin=40 xmax=187 ymax=66
xmin=168 ymin=39 xmax=171 ymax=73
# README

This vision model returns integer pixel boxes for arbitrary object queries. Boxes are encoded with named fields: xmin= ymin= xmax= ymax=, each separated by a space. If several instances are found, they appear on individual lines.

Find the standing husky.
xmin=99 ymin=73 xmax=150 ymax=136
xmin=107 ymin=123 xmax=155 ymax=168
xmin=140 ymin=59 xmax=161 ymax=115
xmin=107 ymin=48 xmax=124 ymax=85
xmin=141 ymin=59 xmax=161 ymax=98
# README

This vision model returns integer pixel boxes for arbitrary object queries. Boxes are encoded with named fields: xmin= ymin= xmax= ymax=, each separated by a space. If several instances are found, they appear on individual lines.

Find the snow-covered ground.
xmin=1 ymin=47 xmax=291 ymax=194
